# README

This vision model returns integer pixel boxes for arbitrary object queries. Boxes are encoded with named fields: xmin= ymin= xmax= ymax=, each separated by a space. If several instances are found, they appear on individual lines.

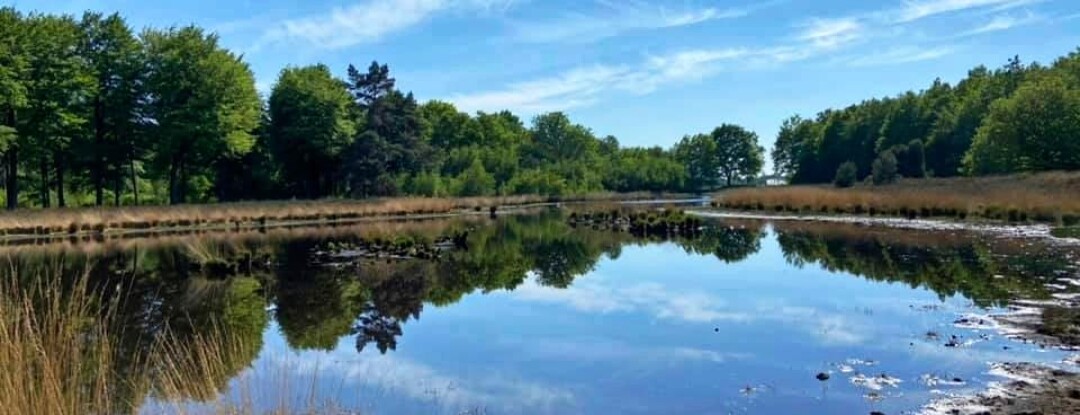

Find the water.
xmin=6 ymin=210 xmax=1077 ymax=414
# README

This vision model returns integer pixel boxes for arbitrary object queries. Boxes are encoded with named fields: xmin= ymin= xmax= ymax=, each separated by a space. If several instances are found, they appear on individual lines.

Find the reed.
xmin=0 ymin=258 xmax=353 ymax=414
xmin=0 ymin=192 xmax=667 ymax=240
xmin=712 ymin=172 xmax=1080 ymax=224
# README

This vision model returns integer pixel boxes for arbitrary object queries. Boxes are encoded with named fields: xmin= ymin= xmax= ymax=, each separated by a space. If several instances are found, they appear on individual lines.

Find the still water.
xmin=8 ymin=210 xmax=1077 ymax=414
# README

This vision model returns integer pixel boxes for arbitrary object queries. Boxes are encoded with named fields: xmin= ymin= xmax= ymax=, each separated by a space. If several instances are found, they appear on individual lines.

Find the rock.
xmin=870 ymin=412 xmax=885 ymax=415
xmin=816 ymin=372 xmax=830 ymax=381
xmin=1070 ymin=389 xmax=1080 ymax=399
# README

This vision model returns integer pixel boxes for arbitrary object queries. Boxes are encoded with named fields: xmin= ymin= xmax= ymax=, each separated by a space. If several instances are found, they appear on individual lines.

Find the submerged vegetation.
xmin=713 ymin=172 xmax=1080 ymax=224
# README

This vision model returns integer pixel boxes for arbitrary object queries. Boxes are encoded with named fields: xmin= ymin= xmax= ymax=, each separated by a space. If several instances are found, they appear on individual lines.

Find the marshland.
xmin=4 ymin=2 xmax=1080 ymax=415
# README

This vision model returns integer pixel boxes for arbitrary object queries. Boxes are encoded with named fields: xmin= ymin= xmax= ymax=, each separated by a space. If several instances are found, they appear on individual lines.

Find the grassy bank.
xmin=0 ymin=192 xmax=672 ymax=241
xmin=712 ymin=172 xmax=1080 ymax=224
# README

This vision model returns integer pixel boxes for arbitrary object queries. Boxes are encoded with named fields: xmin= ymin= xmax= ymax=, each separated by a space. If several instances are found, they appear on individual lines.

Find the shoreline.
xmin=686 ymin=208 xmax=1080 ymax=414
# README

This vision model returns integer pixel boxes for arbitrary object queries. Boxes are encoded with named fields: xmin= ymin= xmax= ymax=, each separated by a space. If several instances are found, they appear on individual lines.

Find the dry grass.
xmin=0 ymin=258 xmax=351 ymax=415
xmin=0 ymin=192 xmax=669 ymax=240
xmin=712 ymin=172 xmax=1080 ymax=224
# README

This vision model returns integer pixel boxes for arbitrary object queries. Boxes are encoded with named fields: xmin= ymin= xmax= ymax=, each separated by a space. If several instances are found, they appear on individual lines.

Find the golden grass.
xmin=0 ymin=192 xmax=669 ymax=240
xmin=712 ymin=172 xmax=1080 ymax=224
xmin=0 ymin=258 xmax=352 ymax=414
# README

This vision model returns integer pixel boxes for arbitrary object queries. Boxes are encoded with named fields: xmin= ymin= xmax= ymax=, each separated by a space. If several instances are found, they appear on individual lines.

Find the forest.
xmin=0 ymin=8 xmax=765 ymax=209
xmin=773 ymin=53 xmax=1080 ymax=186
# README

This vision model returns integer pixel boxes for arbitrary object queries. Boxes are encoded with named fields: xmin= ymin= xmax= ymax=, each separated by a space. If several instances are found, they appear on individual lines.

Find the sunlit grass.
xmin=0 ymin=192 xmax=665 ymax=240
xmin=712 ymin=172 xmax=1080 ymax=224
xmin=0 ymin=259 xmax=352 ymax=415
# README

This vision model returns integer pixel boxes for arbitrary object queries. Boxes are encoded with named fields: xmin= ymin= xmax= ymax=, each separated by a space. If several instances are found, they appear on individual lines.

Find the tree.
xmin=872 ymin=150 xmax=898 ymax=185
xmin=773 ymin=115 xmax=812 ymax=179
xmin=711 ymin=124 xmax=765 ymax=187
xmin=20 ymin=14 xmax=94 ymax=208
xmin=345 ymin=62 xmax=429 ymax=197
xmin=453 ymin=158 xmax=495 ymax=196
xmin=268 ymin=64 xmax=356 ymax=199
xmin=79 ymin=12 xmax=143 ymax=206
xmin=0 ymin=8 xmax=29 ymax=209
xmin=141 ymin=26 xmax=261 ymax=204
xmin=673 ymin=133 xmax=719 ymax=190
xmin=965 ymin=73 xmax=1080 ymax=174
xmin=834 ymin=161 xmax=857 ymax=188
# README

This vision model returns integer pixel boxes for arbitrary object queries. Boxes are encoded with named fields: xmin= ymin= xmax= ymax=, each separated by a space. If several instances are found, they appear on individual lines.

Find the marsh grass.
xmin=713 ymin=172 xmax=1080 ymax=224
xmin=0 ymin=258 xmax=352 ymax=414
xmin=0 ymin=193 xmax=664 ymax=240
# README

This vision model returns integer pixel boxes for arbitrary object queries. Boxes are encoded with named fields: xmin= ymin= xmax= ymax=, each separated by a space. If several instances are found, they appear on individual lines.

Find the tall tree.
xmin=79 ymin=12 xmax=143 ymax=206
xmin=674 ymin=133 xmax=719 ymax=190
xmin=268 ymin=64 xmax=356 ymax=199
xmin=711 ymin=124 xmax=765 ymax=187
xmin=0 ymin=8 xmax=29 ymax=209
xmin=141 ymin=26 xmax=260 ymax=204
xmin=21 ymin=13 xmax=93 ymax=207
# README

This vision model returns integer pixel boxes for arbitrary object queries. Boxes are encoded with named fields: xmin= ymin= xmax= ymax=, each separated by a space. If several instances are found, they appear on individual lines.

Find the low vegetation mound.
xmin=713 ymin=172 xmax=1080 ymax=224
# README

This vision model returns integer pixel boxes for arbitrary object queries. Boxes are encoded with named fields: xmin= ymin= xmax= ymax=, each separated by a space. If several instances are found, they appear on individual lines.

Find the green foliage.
xmin=833 ymin=162 xmax=857 ymax=188
xmin=268 ymin=64 xmax=356 ymax=198
xmin=872 ymin=150 xmax=899 ymax=185
xmin=674 ymin=124 xmax=765 ymax=190
xmin=772 ymin=53 xmax=1080 ymax=184
xmin=965 ymin=72 xmax=1080 ymax=174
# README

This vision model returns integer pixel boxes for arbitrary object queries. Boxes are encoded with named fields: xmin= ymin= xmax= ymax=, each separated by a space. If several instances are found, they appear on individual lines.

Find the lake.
xmin=5 ymin=208 xmax=1077 ymax=414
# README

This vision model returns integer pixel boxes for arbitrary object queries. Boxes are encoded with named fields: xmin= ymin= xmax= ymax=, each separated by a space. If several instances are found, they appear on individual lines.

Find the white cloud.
xmin=957 ymin=12 xmax=1042 ymax=36
xmin=450 ymin=46 xmax=803 ymax=114
xmin=895 ymin=0 xmax=1034 ymax=23
xmin=838 ymin=45 xmax=954 ymax=67
xmin=510 ymin=2 xmax=749 ymax=44
xmin=266 ymin=0 xmax=518 ymax=49
xmin=797 ymin=17 xmax=865 ymax=49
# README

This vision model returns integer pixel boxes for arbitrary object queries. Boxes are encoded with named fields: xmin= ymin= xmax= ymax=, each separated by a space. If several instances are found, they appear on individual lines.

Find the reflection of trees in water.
xmin=0 ymin=244 xmax=272 ymax=412
xmin=22 ymin=213 xmax=1071 ymax=408
xmin=772 ymin=222 xmax=1066 ymax=307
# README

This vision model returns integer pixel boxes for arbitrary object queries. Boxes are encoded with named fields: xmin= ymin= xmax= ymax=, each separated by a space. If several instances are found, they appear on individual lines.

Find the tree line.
xmin=773 ymin=51 xmax=1080 ymax=186
xmin=0 ymin=8 xmax=766 ymax=209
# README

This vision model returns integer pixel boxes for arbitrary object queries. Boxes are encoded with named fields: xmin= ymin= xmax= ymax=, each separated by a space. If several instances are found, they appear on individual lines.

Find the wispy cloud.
xmin=265 ymin=0 xmax=518 ymax=49
xmin=894 ymin=0 xmax=1033 ymax=23
xmin=509 ymin=2 xmax=751 ymax=44
xmin=797 ymin=17 xmax=865 ymax=49
xmin=450 ymin=45 xmax=800 ymax=114
xmin=957 ymin=11 xmax=1042 ymax=36
xmin=837 ymin=45 xmax=954 ymax=67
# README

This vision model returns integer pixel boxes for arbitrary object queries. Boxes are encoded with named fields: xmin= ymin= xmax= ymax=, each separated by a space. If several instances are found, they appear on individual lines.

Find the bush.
xmin=833 ymin=162 xmax=857 ymax=188
xmin=872 ymin=150 xmax=899 ymax=185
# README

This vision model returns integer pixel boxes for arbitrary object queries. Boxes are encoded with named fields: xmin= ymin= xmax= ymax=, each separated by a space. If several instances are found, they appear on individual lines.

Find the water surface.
xmin=5 ymin=211 xmax=1076 ymax=414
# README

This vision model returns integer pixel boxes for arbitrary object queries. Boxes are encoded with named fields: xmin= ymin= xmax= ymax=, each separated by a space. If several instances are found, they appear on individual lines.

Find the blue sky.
xmin=12 ymin=0 xmax=1080 ymax=169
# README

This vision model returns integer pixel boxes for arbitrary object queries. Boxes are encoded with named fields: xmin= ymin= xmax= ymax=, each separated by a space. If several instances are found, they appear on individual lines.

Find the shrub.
xmin=833 ymin=162 xmax=857 ymax=188
xmin=872 ymin=150 xmax=899 ymax=185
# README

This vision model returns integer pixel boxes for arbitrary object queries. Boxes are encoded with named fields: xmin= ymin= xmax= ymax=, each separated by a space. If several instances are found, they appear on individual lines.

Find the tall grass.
xmin=0 ymin=192 xmax=669 ymax=240
xmin=0 ymin=258 xmax=348 ymax=414
xmin=713 ymin=172 xmax=1080 ymax=224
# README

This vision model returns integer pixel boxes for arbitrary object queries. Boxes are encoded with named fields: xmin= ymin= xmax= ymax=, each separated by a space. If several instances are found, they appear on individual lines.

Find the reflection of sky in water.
xmin=149 ymin=231 xmax=1069 ymax=415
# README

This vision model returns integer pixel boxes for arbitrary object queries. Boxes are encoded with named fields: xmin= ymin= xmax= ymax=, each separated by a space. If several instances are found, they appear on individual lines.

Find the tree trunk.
xmin=168 ymin=156 xmax=180 ymax=205
xmin=93 ymin=97 xmax=105 ymax=206
xmin=4 ymin=108 xmax=16 ymax=210
xmin=39 ymin=157 xmax=49 ymax=208
xmin=129 ymin=154 xmax=138 ymax=205
xmin=55 ymin=151 xmax=65 ymax=208
xmin=113 ymin=174 xmax=121 ymax=206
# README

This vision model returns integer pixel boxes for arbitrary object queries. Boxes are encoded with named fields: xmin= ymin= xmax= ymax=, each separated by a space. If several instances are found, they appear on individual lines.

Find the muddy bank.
xmin=688 ymin=210 xmax=1080 ymax=246
xmin=922 ymin=363 xmax=1080 ymax=414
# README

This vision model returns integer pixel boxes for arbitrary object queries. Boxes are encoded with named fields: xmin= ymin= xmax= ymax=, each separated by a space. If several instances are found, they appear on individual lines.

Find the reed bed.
xmin=0 ymin=259 xmax=349 ymax=414
xmin=0 ymin=192 xmax=664 ymax=240
xmin=712 ymin=172 xmax=1080 ymax=224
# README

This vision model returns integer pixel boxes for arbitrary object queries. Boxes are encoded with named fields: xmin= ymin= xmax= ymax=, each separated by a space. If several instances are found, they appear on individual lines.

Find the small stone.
xmin=1070 ymin=389 xmax=1080 ymax=400
xmin=816 ymin=372 xmax=830 ymax=381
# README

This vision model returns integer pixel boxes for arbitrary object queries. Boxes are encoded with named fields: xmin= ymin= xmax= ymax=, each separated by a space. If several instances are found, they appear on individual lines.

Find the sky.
xmin=10 ymin=0 xmax=1080 ymax=168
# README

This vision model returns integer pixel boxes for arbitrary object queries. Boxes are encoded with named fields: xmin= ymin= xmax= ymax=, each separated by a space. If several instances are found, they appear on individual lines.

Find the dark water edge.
xmin=2 ymin=207 xmax=1077 ymax=414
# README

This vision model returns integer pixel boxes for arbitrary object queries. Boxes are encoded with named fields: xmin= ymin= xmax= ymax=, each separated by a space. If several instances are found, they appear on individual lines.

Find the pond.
xmin=5 ymin=209 xmax=1077 ymax=414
